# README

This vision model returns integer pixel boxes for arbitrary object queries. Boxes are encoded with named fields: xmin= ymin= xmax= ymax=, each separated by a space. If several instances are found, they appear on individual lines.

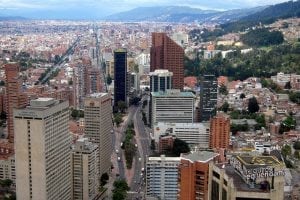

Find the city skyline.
xmin=0 ymin=0 xmax=291 ymax=19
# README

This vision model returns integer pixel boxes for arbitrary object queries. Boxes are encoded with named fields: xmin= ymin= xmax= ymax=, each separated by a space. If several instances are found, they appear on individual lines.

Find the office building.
xmin=154 ymin=122 xmax=210 ymax=148
xmin=199 ymin=74 xmax=218 ymax=122
xmin=150 ymin=33 xmax=184 ymax=90
xmin=149 ymin=69 xmax=173 ymax=92
xmin=114 ymin=48 xmax=127 ymax=108
xmin=211 ymin=155 xmax=285 ymax=200
xmin=5 ymin=63 xmax=28 ymax=144
xmin=0 ymin=155 xmax=15 ymax=185
xmin=178 ymin=151 xmax=219 ymax=200
xmin=84 ymin=93 xmax=112 ymax=176
xmin=14 ymin=98 xmax=71 ymax=200
xmin=209 ymin=114 xmax=230 ymax=149
xmin=151 ymin=90 xmax=195 ymax=128
xmin=71 ymin=138 xmax=99 ymax=200
xmin=146 ymin=155 xmax=181 ymax=200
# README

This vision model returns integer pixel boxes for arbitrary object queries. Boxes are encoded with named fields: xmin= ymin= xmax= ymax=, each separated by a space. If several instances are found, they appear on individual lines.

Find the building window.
xmin=213 ymin=171 xmax=220 ymax=179
xmin=222 ymin=188 xmax=227 ymax=200
xmin=211 ymin=180 xmax=219 ymax=200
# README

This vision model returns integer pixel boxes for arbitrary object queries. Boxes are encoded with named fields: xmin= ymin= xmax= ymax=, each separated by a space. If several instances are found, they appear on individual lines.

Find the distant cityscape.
xmin=0 ymin=1 xmax=298 ymax=200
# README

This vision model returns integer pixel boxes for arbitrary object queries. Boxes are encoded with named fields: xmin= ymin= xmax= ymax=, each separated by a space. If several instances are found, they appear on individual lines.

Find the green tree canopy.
xmin=172 ymin=138 xmax=190 ymax=156
xmin=248 ymin=97 xmax=259 ymax=113
xmin=293 ymin=141 xmax=300 ymax=150
xmin=240 ymin=28 xmax=284 ymax=47
xmin=281 ymin=144 xmax=292 ymax=158
xmin=117 ymin=101 xmax=127 ymax=113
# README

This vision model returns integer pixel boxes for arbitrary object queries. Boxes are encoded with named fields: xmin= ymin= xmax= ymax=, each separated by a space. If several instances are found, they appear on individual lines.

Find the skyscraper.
xmin=199 ymin=74 xmax=218 ymax=122
xmin=150 ymin=33 xmax=184 ymax=90
xmin=151 ymin=90 xmax=195 ymax=128
xmin=84 ymin=93 xmax=112 ymax=177
xmin=14 ymin=98 xmax=71 ymax=200
xmin=114 ymin=49 xmax=127 ymax=108
xmin=71 ymin=138 xmax=99 ymax=200
xmin=5 ymin=63 xmax=27 ymax=143
xmin=209 ymin=113 xmax=230 ymax=149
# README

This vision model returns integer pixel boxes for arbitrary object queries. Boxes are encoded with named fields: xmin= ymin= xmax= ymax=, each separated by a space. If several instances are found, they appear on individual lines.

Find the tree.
xmin=284 ymin=81 xmax=291 ymax=89
xmin=220 ymin=101 xmax=229 ymax=113
xmin=172 ymin=138 xmax=190 ymax=156
xmin=279 ymin=115 xmax=296 ymax=134
xmin=0 ymin=179 xmax=13 ymax=188
xmin=294 ymin=150 xmax=300 ymax=159
xmin=100 ymin=173 xmax=109 ymax=186
xmin=240 ymin=93 xmax=246 ymax=99
xmin=248 ymin=97 xmax=259 ymax=113
xmin=112 ymin=179 xmax=130 ymax=200
xmin=117 ymin=101 xmax=127 ymax=113
xmin=114 ymin=113 xmax=123 ymax=127
xmin=219 ymin=84 xmax=228 ymax=95
xmin=281 ymin=144 xmax=292 ymax=158
xmin=54 ymin=55 xmax=61 ymax=64
xmin=293 ymin=141 xmax=300 ymax=150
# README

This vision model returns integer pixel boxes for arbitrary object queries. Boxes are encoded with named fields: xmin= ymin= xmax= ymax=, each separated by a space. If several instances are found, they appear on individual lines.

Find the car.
xmin=135 ymin=144 xmax=138 ymax=147
xmin=116 ymin=149 xmax=119 ymax=154
xmin=138 ymin=157 xmax=141 ymax=161
xmin=117 ymin=156 xmax=121 ymax=161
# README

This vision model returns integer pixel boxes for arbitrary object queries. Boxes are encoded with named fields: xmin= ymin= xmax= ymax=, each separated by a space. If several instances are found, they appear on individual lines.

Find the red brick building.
xmin=178 ymin=151 xmax=219 ymax=200
xmin=5 ymin=63 xmax=28 ymax=143
xmin=209 ymin=113 xmax=230 ymax=149
xmin=150 ymin=33 xmax=184 ymax=90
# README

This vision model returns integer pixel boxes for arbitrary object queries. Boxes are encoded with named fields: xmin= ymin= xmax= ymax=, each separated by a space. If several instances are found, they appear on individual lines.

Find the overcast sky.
xmin=0 ymin=0 xmax=290 ymax=19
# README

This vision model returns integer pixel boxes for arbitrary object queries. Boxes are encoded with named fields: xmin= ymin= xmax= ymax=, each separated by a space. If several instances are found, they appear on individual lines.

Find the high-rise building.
xmin=87 ymin=67 xmax=102 ymax=94
xmin=14 ymin=98 xmax=71 ymax=200
xmin=153 ymin=122 xmax=210 ymax=148
xmin=71 ymin=138 xmax=99 ymax=200
xmin=151 ymin=89 xmax=195 ymax=128
xmin=199 ymin=74 xmax=218 ymax=122
xmin=209 ymin=113 xmax=230 ymax=149
xmin=211 ymin=155 xmax=285 ymax=200
xmin=5 ymin=63 xmax=27 ymax=143
xmin=84 ymin=93 xmax=112 ymax=176
xmin=150 ymin=33 xmax=184 ymax=90
xmin=114 ymin=49 xmax=127 ymax=108
xmin=178 ymin=151 xmax=219 ymax=200
xmin=149 ymin=69 xmax=173 ymax=92
xmin=146 ymin=155 xmax=181 ymax=200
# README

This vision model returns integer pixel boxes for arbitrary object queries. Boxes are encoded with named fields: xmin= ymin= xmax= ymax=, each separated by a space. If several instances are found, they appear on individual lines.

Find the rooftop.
xmin=236 ymin=155 xmax=282 ymax=168
xmin=181 ymin=151 xmax=219 ymax=163
xmin=114 ymin=48 xmax=127 ymax=53
xmin=148 ymin=155 xmax=181 ymax=162
xmin=89 ymin=93 xmax=108 ymax=98
xmin=151 ymin=90 xmax=195 ymax=98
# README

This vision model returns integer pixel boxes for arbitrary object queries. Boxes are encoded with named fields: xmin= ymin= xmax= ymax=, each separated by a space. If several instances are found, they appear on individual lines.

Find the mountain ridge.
xmin=104 ymin=6 xmax=266 ymax=23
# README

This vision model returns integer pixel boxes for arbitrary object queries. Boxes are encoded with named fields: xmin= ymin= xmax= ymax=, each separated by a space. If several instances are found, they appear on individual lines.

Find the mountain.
xmin=221 ymin=0 xmax=300 ymax=32
xmin=105 ymin=6 xmax=218 ymax=22
xmin=104 ymin=6 xmax=265 ymax=23
xmin=0 ymin=16 xmax=27 ymax=21
xmin=242 ymin=0 xmax=300 ymax=23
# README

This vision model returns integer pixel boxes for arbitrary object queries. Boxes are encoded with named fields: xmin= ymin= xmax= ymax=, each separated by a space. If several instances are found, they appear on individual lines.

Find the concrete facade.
xmin=84 ymin=93 xmax=112 ymax=177
xmin=14 ymin=98 xmax=71 ymax=200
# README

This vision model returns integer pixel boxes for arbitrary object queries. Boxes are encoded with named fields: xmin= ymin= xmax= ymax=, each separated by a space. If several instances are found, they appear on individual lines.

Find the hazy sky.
xmin=0 ymin=0 xmax=290 ymax=19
